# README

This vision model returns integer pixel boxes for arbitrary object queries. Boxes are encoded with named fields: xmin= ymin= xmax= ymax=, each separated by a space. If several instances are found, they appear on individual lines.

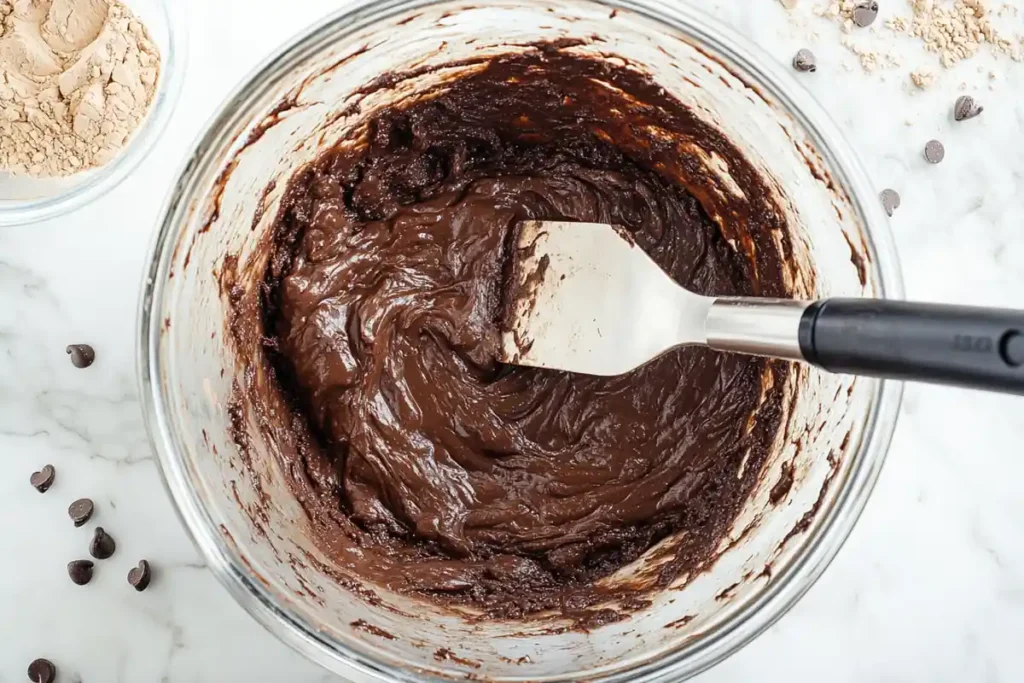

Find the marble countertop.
xmin=3 ymin=0 xmax=1024 ymax=681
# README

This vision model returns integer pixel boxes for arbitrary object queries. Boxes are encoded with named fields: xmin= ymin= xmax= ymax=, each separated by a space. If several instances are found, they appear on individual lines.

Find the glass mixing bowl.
xmin=139 ymin=0 xmax=904 ymax=680
xmin=0 ymin=0 xmax=188 ymax=227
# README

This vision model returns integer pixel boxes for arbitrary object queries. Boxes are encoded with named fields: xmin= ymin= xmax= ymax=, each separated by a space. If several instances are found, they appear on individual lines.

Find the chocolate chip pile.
xmin=26 ymin=345 xmax=155 ymax=681
xmin=32 ymin=465 xmax=153 ymax=584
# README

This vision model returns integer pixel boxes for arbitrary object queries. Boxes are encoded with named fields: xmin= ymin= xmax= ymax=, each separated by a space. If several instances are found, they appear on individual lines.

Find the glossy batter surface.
xmin=260 ymin=49 xmax=789 ymax=618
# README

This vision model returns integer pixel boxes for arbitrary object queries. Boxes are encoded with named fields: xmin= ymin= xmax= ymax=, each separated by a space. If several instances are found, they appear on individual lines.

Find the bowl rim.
xmin=138 ymin=0 xmax=905 ymax=680
xmin=0 ymin=0 xmax=190 ymax=227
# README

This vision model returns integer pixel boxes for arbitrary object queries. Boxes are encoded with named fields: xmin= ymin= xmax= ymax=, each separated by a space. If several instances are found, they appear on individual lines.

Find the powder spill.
xmin=803 ymin=0 xmax=1024 ymax=85
xmin=0 ymin=0 xmax=161 ymax=177
xmin=892 ymin=0 xmax=1023 ymax=68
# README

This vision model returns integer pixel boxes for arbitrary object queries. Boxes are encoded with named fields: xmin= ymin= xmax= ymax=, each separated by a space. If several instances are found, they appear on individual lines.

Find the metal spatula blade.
xmin=500 ymin=220 xmax=714 ymax=376
xmin=499 ymin=220 xmax=1024 ymax=395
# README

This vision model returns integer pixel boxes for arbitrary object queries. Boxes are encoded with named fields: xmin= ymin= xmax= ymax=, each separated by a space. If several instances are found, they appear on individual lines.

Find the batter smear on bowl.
xmin=258 ymin=48 xmax=792 ymax=620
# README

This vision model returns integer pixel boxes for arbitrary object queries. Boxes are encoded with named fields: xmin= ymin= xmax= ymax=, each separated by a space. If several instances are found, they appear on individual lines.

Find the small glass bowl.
xmin=0 ymin=0 xmax=188 ymax=227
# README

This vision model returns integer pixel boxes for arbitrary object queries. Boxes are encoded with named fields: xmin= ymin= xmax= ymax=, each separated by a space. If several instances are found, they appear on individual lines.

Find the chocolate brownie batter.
xmin=259 ymin=48 xmax=791 ymax=619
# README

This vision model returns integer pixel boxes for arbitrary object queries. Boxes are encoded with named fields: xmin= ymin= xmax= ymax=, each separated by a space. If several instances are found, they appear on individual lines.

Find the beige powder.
xmin=812 ymin=0 xmax=1024 ymax=84
xmin=0 ymin=0 xmax=160 ymax=177
xmin=893 ymin=0 xmax=1023 ymax=67
xmin=910 ymin=68 xmax=936 ymax=88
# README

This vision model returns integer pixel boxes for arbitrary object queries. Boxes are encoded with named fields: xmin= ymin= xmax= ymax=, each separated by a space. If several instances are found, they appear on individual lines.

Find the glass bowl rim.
xmin=0 ymin=0 xmax=190 ymax=227
xmin=138 ymin=0 xmax=905 ymax=680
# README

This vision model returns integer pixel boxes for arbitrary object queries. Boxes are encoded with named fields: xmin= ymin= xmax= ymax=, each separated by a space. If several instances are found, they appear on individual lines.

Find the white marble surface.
xmin=3 ymin=0 xmax=1024 ymax=681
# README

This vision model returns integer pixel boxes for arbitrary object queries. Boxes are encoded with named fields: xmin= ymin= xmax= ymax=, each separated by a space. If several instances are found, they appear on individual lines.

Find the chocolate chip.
xmin=30 ymin=465 xmax=55 ymax=493
xmin=924 ymin=139 xmax=945 ymax=164
xmin=880 ymin=189 xmax=901 ymax=217
xmin=852 ymin=1 xmax=879 ymax=27
xmin=68 ymin=498 xmax=94 ymax=527
xmin=68 ymin=559 xmax=94 ymax=585
xmin=66 ymin=344 xmax=95 ymax=369
xmin=792 ymin=49 xmax=817 ymax=72
xmin=953 ymin=95 xmax=983 ymax=121
xmin=27 ymin=658 xmax=56 ymax=683
xmin=128 ymin=559 xmax=152 ymax=592
xmin=89 ymin=527 xmax=116 ymax=560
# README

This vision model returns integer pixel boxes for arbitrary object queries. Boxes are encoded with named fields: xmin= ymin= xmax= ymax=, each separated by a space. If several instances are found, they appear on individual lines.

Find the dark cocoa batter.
xmin=258 ymin=48 xmax=791 ymax=619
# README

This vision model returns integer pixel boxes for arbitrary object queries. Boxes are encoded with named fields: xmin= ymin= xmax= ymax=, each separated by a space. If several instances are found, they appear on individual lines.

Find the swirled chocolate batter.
xmin=258 ymin=47 xmax=791 ymax=619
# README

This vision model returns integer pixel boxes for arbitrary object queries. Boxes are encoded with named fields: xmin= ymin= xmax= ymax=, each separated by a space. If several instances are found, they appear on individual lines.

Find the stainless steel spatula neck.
xmin=705 ymin=298 xmax=811 ymax=361
xmin=502 ymin=220 xmax=1024 ymax=394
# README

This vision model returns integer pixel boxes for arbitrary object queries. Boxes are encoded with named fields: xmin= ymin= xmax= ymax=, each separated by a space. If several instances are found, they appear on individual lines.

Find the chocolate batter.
xmin=258 ymin=48 xmax=791 ymax=619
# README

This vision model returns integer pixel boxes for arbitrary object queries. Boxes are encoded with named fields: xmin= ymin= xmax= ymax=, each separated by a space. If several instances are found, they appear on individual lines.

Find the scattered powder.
xmin=815 ymin=2 xmax=904 ymax=72
xmin=0 ymin=0 xmax=161 ymax=177
xmin=888 ymin=15 xmax=912 ymax=31
xmin=911 ymin=68 xmax=936 ymax=88
xmin=841 ymin=34 xmax=903 ymax=71
xmin=806 ymin=0 xmax=1024 ymax=84
xmin=814 ymin=1 xmax=860 ymax=32
xmin=889 ymin=0 xmax=1023 ymax=67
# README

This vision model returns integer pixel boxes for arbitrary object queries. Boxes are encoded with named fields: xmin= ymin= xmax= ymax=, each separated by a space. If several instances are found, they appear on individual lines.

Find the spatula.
xmin=500 ymin=221 xmax=1024 ymax=395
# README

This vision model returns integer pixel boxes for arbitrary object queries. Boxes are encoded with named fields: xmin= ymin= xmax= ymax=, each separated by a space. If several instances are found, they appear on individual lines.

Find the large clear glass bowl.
xmin=139 ymin=0 xmax=904 ymax=680
xmin=0 ymin=0 xmax=188 ymax=227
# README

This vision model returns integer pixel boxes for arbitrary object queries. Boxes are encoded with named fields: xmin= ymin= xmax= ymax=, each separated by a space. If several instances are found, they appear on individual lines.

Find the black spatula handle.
xmin=798 ymin=299 xmax=1024 ymax=395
